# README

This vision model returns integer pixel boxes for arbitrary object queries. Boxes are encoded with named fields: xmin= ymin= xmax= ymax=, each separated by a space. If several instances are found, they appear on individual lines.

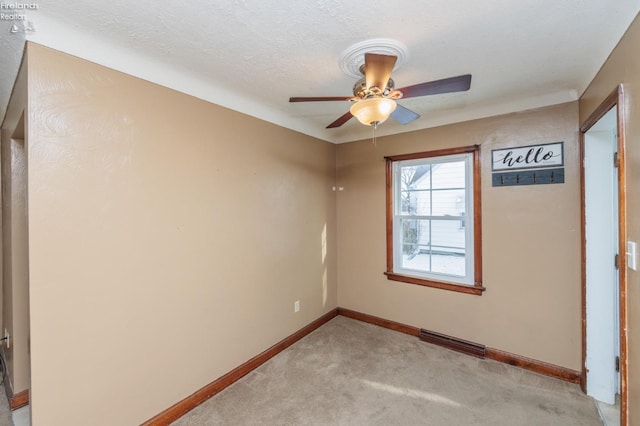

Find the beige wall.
xmin=579 ymin=12 xmax=640 ymax=424
xmin=26 ymin=43 xmax=337 ymax=425
xmin=1 ymin=59 xmax=30 ymax=395
xmin=337 ymin=102 xmax=581 ymax=369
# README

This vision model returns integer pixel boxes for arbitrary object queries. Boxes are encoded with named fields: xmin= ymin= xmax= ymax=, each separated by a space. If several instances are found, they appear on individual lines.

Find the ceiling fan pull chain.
xmin=372 ymin=122 xmax=377 ymax=146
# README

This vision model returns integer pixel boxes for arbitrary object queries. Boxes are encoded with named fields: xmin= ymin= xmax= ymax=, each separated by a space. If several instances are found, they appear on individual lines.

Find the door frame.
xmin=580 ymin=85 xmax=627 ymax=425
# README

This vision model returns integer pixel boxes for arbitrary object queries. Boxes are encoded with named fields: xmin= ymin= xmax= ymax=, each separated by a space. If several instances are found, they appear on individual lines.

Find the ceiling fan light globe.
xmin=350 ymin=98 xmax=397 ymax=126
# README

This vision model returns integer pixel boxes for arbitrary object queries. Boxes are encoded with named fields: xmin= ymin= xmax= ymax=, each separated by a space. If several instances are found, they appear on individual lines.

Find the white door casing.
xmin=584 ymin=106 xmax=619 ymax=405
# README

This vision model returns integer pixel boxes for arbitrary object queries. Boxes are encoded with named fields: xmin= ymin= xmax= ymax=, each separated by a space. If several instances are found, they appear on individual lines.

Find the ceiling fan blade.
xmin=364 ymin=53 xmax=397 ymax=92
xmin=398 ymin=74 xmax=472 ymax=99
xmin=326 ymin=111 xmax=354 ymax=128
xmin=390 ymin=104 xmax=420 ymax=125
xmin=289 ymin=96 xmax=352 ymax=102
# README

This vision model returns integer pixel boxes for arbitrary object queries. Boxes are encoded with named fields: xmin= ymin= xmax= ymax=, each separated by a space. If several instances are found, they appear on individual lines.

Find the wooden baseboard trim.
xmin=3 ymin=380 xmax=29 ymax=410
xmin=419 ymin=329 xmax=486 ymax=358
xmin=1 ymin=347 xmax=29 ymax=411
xmin=9 ymin=389 xmax=29 ymax=410
xmin=337 ymin=308 xmax=420 ymax=336
xmin=485 ymin=347 xmax=581 ymax=384
xmin=339 ymin=308 xmax=581 ymax=384
xmin=142 ymin=308 xmax=339 ymax=426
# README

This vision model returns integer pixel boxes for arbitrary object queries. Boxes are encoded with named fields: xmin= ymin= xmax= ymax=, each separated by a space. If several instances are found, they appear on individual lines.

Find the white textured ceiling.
xmin=1 ymin=1 xmax=639 ymax=143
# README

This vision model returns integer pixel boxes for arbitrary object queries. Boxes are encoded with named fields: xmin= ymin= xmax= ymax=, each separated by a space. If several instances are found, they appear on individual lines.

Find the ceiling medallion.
xmin=339 ymin=38 xmax=409 ymax=79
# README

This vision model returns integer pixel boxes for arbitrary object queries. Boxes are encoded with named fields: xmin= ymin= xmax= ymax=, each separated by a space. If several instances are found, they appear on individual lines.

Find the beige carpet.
xmin=172 ymin=316 xmax=601 ymax=425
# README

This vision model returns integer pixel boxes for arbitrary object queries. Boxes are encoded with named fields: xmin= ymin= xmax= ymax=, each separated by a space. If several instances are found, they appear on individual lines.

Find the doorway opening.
xmin=580 ymin=85 xmax=627 ymax=426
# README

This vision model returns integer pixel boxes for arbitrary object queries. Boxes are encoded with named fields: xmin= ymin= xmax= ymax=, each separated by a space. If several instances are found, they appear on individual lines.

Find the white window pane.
xmin=400 ymin=218 xmax=430 ymax=256
xmin=399 ymin=218 xmax=466 ymax=277
xmin=432 ymin=189 xmax=466 ymax=216
xmin=401 ymin=252 xmax=466 ymax=277
xmin=402 ymin=252 xmax=431 ymax=272
xmin=432 ymin=161 xmax=465 ymax=189
xmin=401 ymin=189 xmax=431 ymax=215
xmin=431 ymin=251 xmax=466 ymax=276
xmin=409 ymin=190 xmax=431 ymax=215
xmin=431 ymin=220 xmax=466 ymax=251
xmin=400 ymin=165 xmax=431 ymax=190
xmin=430 ymin=219 xmax=466 ymax=277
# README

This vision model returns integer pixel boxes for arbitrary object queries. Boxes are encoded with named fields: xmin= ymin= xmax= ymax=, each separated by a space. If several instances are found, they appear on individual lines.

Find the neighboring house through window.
xmin=385 ymin=145 xmax=484 ymax=295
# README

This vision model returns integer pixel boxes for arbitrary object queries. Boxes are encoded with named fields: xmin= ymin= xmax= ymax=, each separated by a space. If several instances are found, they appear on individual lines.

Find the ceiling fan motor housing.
xmin=353 ymin=77 xmax=395 ymax=99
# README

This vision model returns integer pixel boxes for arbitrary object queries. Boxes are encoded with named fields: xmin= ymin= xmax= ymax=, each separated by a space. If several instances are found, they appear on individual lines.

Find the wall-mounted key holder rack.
xmin=492 ymin=168 xmax=564 ymax=187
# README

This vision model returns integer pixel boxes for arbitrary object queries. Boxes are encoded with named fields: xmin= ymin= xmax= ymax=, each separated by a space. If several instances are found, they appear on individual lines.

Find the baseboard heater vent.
xmin=419 ymin=329 xmax=486 ymax=359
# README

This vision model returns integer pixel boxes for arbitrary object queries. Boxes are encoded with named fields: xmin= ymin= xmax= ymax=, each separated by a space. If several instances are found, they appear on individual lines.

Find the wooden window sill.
xmin=384 ymin=272 xmax=485 ymax=295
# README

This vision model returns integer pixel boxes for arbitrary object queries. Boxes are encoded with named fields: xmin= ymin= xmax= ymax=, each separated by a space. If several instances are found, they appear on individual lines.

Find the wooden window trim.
xmin=385 ymin=145 xmax=484 ymax=295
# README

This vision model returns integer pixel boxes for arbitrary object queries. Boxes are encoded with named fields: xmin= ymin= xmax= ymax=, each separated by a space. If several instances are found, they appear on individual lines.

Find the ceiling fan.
xmin=289 ymin=53 xmax=472 ymax=129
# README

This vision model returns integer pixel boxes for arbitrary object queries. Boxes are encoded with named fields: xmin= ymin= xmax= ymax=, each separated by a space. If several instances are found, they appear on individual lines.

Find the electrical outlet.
xmin=4 ymin=329 xmax=9 ymax=349
xmin=294 ymin=300 xmax=300 ymax=313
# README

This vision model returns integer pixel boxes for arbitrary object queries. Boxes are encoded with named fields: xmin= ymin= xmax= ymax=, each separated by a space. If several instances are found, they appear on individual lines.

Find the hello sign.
xmin=491 ymin=142 xmax=564 ymax=171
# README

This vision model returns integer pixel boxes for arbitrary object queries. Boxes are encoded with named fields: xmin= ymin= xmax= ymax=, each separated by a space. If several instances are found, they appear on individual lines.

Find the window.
xmin=385 ymin=145 xmax=484 ymax=295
